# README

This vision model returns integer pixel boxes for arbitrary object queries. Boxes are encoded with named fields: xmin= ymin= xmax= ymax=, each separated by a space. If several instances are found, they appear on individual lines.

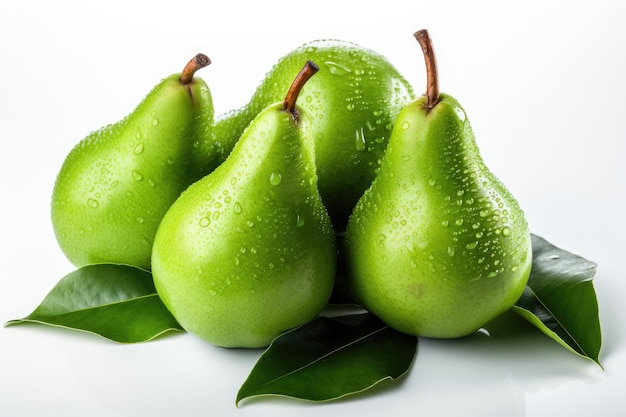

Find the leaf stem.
xmin=414 ymin=30 xmax=440 ymax=111
xmin=283 ymin=60 xmax=319 ymax=119
xmin=179 ymin=53 xmax=211 ymax=85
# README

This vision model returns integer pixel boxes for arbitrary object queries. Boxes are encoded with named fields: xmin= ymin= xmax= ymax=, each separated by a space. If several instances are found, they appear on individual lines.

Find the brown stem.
xmin=283 ymin=60 xmax=319 ymax=119
xmin=414 ymin=29 xmax=440 ymax=111
xmin=179 ymin=53 xmax=211 ymax=85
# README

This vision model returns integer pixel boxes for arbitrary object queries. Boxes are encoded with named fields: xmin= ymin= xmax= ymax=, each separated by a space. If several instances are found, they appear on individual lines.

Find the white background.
xmin=1 ymin=1 xmax=625 ymax=416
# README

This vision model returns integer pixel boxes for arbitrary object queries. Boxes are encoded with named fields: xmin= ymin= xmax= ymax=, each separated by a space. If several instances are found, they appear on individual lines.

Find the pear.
xmin=151 ymin=61 xmax=336 ymax=348
xmin=51 ymin=54 xmax=215 ymax=270
xmin=213 ymin=40 xmax=415 ymax=230
xmin=345 ymin=30 xmax=532 ymax=338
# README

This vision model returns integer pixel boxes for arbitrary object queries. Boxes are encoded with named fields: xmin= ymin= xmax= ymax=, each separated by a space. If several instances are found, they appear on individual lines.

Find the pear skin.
xmin=152 ymin=62 xmax=336 ymax=348
xmin=51 ymin=54 xmax=214 ymax=270
xmin=214 ymin=40 xmax=415 ymax=230
xmin=345 ymin=31 xmax=532 ymax=338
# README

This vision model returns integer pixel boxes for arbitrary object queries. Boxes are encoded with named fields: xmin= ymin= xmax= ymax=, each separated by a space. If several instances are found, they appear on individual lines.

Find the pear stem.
xmin=414 ymin=29 xmax=440 ymax=111
xmin=179 ymin=53 xmax=211 ymax=85
xmin=283 ymin=60 xmax=319 ymax=119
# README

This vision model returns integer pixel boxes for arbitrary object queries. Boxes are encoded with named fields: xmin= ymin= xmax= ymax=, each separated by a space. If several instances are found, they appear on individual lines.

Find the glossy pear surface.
xmin=346 ymin=94 xmax=532 ymax=338
xmin=152 ymin=103 xmax=336 ymax=348
xmin=51 ymin=68 xmax=214 ymax=269
xmin=214 ymin=40 xmax=415 ymax=229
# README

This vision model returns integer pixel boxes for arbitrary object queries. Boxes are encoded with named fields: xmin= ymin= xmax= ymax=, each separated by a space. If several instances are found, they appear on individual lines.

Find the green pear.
xmin=51 ymin=54 xmax=215 ymax=270
xmin=345 ymin=30 xmax=532 ymax=338
xmin=151 ymin=61 xmax=336 ymax=348
xmin=213 ymin=40 xmax=415 ymax=230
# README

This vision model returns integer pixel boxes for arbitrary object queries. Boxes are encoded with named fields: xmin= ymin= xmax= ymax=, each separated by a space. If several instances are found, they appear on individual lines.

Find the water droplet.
xmin=148 ymin=179 xmax=156 ymax=187
xmin=199 ymin=217 xmax=210 ymax=227
xmin=324 ymin=61 xmax=351 ymax=76
xmin=502 ymin=227 xmax=511 ymax=236
xmin=132 ymin=170 xmax=143 ymax=181
xmin=479 ymin=209 xmax=489 ymax=217
xmin=476 ymin=232 xmax=484 ymax=238
xmin=296 ymin=214 xmax=305 ymax=227
xmin=466 ymin=242 xmax=478 ymax=250
xmin=136 ymin=217 xmax=144 ymax=224
xmin=354 ymin=128 xmax=366 ymax=151
xmin=455 ymin=219 xmax=464 ymax=226
xmin=401 ymin=121 xmax=410 ymax=130
xmin=234 ymin=202 xmax=242 ymax=214
xmin=447 ymin=246 xmax=455 ymax=257
xmin=454 ymin=106 xmax=466 ymax=121
xmin=269 ymin=172 xmax=282 ymax=186
xmin=134 ymin=142 xmax=144 ymax=154
xmin=135 ymin=129 xmax=142 ymax=140
xmin=441 ymin=220 xmax=450 ymax=227
xmin=110 ymin=180 xmax=119 ymax=188
xmin=152 ymin=118 xmax=159 ymax=126
xmin=87 ymin=198 xmax=99 ymax=208
xmin=246 ymin=220 xmax=255 ymax=228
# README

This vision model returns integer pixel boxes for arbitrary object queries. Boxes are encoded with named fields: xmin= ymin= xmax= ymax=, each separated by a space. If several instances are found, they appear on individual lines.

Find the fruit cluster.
xmin=50 ymin=30 xmax=531 ymax=348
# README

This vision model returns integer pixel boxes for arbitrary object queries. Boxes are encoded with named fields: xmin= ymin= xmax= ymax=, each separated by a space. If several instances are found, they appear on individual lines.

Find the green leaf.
xmin=236 ymin=312 xmax=417 ymax=406
xmin=513 ymin=234 xmax=602 ymax=366
xmin=5 ymin=264 xmax=183 ymax=343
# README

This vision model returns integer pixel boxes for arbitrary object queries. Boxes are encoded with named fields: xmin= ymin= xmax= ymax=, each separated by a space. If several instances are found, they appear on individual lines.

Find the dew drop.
xmin=447 ymin=246 xmax=455 ymax=257
xmin=324 ymin=61 xmax=351 ymax=76
xmin=246 ymin=220 xmax=255 ymax=228
xmin=136 ymin=216 xmax=144 ymax=224
xmin=401 ymin=121 xmax=410 ymax=130
xmin=148 ymin=179 xmax=156 ymax=187
xmin=134 ymin=142 xmax=144 ymax=154
xmin=152 ymin=118 xmax=159 ymax=126
xmin=455 ymin=219 xmax=464 ymax=226
xmin=466 ymin=242 xmax=478 ymax=250
xmin=110 ymin=180 xmax=119 ymax=188
xmin=269 ymin=172 xmax=282 ymax=185
xmin=132 ymin=170 xmax=143 ymax=181
xmin=454 ymin=106 xmax=466 ymax=122
xmin=296 ymin=214 xmax=305 ymax=227
xmin=234 ymin=202 xmax=242 ymax=214
xmin=479 ymin=209 xmax=489 ymax=217
xmin=87 ymin=198 xmax=99 ymax=208
xmin=199 ymin=217 xmax=210 ymax=227
xmin=354 ymin=128 xmax=366 ymax=151
xmin=502 ymin=227 xmax=511 ymax=236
